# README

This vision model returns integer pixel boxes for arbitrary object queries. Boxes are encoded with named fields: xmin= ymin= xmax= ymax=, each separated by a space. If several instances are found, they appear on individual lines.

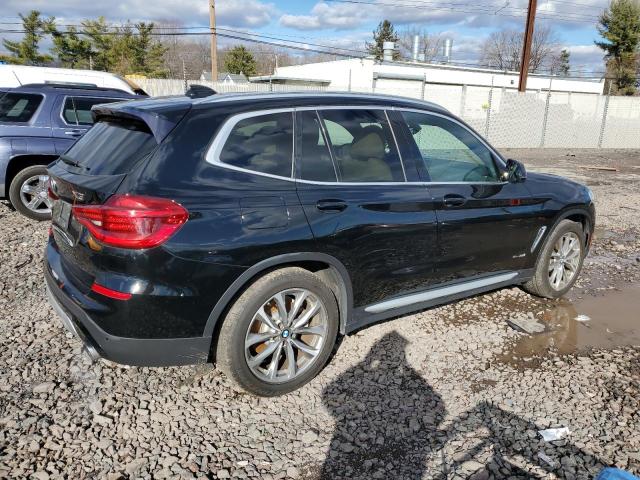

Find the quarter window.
xmin=400 ymin=111 xmax=500 ymax=182
xmin=63 ymin=97 xmax=122 ymax=125
xmin=219 ymin=112 xmax=293 ymax=178
xmin=317 ymin=109 xmax=405 ymax=183
xmin=0 ymin=93 xmax=43 ymax=123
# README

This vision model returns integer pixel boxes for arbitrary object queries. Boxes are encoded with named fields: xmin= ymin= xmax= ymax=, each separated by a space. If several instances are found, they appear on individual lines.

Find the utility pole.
xmin=209 ymin=0 xmax=218 ymax=83
xmin=518 ymin=0 xmax=537 ymax=92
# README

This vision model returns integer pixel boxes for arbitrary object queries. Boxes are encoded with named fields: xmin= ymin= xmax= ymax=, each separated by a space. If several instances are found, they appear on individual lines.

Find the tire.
xmin=215 ymin=267 xmax=339 ymax=396
xmin=8 ymin=165 xmax=52 ymax=221
xmin=522 ymin=219 xmax=585 ymax=299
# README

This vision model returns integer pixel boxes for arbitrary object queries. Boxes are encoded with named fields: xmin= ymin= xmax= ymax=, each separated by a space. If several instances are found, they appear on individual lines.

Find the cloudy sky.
xmin=0 ymin=0 xmax=609 ymax=75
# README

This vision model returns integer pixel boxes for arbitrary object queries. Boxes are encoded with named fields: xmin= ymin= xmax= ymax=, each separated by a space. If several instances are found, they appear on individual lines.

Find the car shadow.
xmin=319 ymin=331 xmax=607 ymax=479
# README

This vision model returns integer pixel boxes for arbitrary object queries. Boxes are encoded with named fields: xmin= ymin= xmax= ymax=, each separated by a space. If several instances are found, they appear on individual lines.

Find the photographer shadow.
xmin=320 ymin=331 xmax=606 ymax=479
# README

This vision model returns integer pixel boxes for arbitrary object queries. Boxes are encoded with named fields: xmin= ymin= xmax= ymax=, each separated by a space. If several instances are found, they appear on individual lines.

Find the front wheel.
xmin=8 ymin=165 xmax=52 ymax=221
xmin=215 ymin=267 xmax=339 ymax=396
xmin=523 ymin=219 xmax=585 ymax=299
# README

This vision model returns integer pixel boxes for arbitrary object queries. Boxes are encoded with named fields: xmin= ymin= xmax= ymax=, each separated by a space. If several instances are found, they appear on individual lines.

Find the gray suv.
xmin=0 ymin=83 xmax=139 ymax=220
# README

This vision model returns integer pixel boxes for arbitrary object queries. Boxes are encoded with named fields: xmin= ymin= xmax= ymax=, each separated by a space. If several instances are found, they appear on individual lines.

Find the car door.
xmin=394 ymin=109 xmax=542 ymax=284
xmin=294 ymin=107 xmax=439 ymax=311
xmin=51 ymin=96 xmax=122 ymax=154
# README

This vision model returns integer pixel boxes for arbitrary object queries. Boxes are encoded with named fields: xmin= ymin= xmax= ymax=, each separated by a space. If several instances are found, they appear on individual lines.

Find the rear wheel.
xmin=523 ymin=219 xmax=585 ymax=299
xmin=215 ymin=267 xmax=339 ymax=396
xmin=8 ymin=165 xmax=52 ymax=221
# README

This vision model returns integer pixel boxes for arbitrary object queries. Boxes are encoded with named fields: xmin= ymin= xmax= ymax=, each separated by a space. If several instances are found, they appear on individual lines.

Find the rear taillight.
xmin=72 ymin=194 xmax=189 ymax=249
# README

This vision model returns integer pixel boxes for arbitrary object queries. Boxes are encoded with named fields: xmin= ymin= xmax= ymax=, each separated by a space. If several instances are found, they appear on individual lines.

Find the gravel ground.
xmin=1 ymin=148 xmax=639 ymax=480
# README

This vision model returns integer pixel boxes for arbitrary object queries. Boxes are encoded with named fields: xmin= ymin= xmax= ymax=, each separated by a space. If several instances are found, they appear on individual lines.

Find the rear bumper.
xmin=44 ymin=260 xmax=211 ymax=367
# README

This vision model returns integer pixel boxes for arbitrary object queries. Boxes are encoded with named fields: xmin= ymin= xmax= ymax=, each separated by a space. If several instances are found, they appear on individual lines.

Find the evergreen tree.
xmin=50 ymin=26 xmax=92 ymax=68
xmin=1 ymin=10 xmax=55 ymax=65
xmin=558 ymin=49 xmax=570 ymax=76
xmin=366 ymin=20 xmax=400 ymax=61
xmin=223 ymin=46 xmax=257 ymax=76
xmin=80 ymin=17 xmax=114 ymax=72
xmin=595 ymin=0 xmax=640 ymax=95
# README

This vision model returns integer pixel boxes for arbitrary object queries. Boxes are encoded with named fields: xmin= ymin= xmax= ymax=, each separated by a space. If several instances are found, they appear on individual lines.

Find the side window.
xmin=219 ymin=112 xmax=293 ymax=178
xmin=400 ymin=111 xmax=499 ymax=182
xmin=298 ymin=110 xmax=337 ymax=182
xmin=63 ymin=97 xmax=123 ymax=126
xmin=0 ymin=93 xmax=43 ymax=123
xmin=319 ymin=109 xmax=405 ymax=183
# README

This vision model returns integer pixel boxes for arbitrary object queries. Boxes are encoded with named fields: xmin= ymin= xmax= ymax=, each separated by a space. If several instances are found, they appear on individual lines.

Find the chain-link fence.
xmin=136 ymin=78 xmax=640 ymax=149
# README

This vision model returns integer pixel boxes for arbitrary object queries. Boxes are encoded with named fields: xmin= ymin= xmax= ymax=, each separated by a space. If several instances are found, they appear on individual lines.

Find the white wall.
xmin=275 ymin=58 xmax=605 ymax=94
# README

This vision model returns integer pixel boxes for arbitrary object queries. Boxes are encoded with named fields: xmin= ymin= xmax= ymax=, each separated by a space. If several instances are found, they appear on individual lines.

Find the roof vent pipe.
xmin=383 ymin=41 xmax=395 ymax=62
xmin=443 ymin=38 xmax=453 ymax=64
xmin=412 ymin=35 xmax=420 ymax=62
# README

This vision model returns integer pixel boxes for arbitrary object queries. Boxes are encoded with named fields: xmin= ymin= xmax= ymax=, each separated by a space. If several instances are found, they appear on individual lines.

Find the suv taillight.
xmin=72 ymin=194 xmax=189 ymax=249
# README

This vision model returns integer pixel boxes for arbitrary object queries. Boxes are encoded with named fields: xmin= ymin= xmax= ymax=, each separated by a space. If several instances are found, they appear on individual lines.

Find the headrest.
xmin=350 ymin=131 xmax=384 ymax=159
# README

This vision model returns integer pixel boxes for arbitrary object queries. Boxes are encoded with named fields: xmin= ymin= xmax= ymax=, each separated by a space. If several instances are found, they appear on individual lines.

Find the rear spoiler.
xmin=91 ymin=100 xmax=192 ymax=143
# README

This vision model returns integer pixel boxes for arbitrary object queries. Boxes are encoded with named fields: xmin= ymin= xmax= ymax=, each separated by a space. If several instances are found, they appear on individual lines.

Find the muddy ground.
xmin=0 ymin=148 xmax=639 ymax=479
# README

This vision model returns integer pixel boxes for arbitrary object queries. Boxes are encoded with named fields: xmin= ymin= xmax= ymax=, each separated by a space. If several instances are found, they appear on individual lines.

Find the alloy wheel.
xmin=548 ymin=232 xmax=581 ymax=291
xmin=19 ymin=174 xmax=52 ymax=215
xmin=244 ymin=288 xmax=328 ymax=384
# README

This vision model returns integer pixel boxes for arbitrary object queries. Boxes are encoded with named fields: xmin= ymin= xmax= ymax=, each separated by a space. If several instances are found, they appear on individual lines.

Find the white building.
xmin=251 ymin=57 xmax=605 ymax=95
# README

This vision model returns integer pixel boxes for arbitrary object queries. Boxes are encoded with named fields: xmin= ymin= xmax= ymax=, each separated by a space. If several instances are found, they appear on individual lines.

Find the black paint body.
xmin=44 ymin=93 xmax=595 ymax=366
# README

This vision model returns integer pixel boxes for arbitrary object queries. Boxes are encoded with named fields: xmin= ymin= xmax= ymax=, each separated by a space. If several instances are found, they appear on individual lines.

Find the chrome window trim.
xmin=395 ymin=107 xmax=508 ymax=171
xmin=205 ymin=105 xmax=509 ymax=187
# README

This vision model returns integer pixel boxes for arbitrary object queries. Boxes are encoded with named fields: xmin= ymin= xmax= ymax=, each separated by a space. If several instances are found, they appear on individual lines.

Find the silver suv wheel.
xmin=548 ymin=232 xmax=582 ymax=291
xmin=244 ymin=288 xmax=328 ymax=384
xmin=19 ymin=174 xmax=52 ymax=215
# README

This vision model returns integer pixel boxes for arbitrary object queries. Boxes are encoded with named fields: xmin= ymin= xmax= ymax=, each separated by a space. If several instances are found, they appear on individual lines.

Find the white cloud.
xmin=0 ymin=0 xmax=277 ymax=28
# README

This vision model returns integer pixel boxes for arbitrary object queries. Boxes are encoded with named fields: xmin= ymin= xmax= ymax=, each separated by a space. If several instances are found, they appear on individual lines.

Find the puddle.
xmin=499 ymin=284 xmax=640 ymax=367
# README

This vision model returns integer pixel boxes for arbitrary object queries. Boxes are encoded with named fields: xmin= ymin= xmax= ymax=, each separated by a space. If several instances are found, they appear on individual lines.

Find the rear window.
xmin=63 ymin=120 xmax=157 ymax=175
xmin=0 ymin=92 xmax=43 ymax=122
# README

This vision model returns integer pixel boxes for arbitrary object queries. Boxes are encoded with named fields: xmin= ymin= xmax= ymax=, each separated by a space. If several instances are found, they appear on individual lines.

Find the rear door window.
xmin=63 ymin=97 xmax=124 ymax=125
xmin=318 ymin=109 xmax=405 ymax=183
xmin=62 ymin=120 xmax=157 ymax=175
xmin=218 ymin=112 xmax=293 ymax=178
xmin=297 ymin=110 xmax=338 ymax=182
xmin=0 ymin=92 xmax=43 ymax=122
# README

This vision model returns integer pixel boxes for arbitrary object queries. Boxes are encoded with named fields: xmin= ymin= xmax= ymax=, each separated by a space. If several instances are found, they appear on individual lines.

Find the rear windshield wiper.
xmin=59 ymin=155 xmax=89 ymax=171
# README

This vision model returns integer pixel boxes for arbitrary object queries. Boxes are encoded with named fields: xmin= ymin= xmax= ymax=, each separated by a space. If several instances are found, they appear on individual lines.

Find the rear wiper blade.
xmin=59 ymin=155 xmax=89 ymax=171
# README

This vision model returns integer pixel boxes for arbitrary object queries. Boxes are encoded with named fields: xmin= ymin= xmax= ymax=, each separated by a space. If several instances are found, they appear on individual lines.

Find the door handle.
xmin=316 ymin=199 xmax=347 ymax=212
xmin=64 ymin=129 xmax=84 ymax=137
xmin=442 ymin=194 xmax=467 ymax=208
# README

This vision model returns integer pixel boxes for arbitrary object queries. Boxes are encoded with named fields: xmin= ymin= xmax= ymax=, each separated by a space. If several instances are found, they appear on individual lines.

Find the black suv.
xmin=45 ymin=93 xmax=595 ymax=396
xmin=0 ymin=84 xmax=139 ymax=220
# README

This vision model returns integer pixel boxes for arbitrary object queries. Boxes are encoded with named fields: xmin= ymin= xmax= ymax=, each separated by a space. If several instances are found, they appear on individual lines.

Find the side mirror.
xmin=503 ymin=159 xmax=527 ymax=183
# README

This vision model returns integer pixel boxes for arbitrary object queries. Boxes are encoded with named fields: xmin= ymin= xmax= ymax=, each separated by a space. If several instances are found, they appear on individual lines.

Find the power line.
xmin=324 ymin=0 xmax=601 ymax=22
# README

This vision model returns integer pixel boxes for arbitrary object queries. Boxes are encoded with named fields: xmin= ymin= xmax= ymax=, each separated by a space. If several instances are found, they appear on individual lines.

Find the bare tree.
xmin=156 ymin=23 xmax=212 ymax=79
xmin=398 ymin=27 xmax=444 ymax=62
xmin=480 ymin=25 xmax=560 ymax=73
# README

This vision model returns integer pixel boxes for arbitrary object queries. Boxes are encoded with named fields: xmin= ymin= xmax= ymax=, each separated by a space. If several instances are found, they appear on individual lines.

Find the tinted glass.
xmin=63 ymin=120 xmax=157 ymax=175
xmin=0 ymin=93 xmax=43 ymax=122
xmin=298 ymin=110 xmax=337 ymax=182
xmin=219 ymin=112 xmax=293 ymax=178
xmin=400 ymin=111 xmax=499 ymax=182
xmin=319 ymin=110 xmax=404 ymax=183
xmin=63 ymin=97 xmax=122 ymax=125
